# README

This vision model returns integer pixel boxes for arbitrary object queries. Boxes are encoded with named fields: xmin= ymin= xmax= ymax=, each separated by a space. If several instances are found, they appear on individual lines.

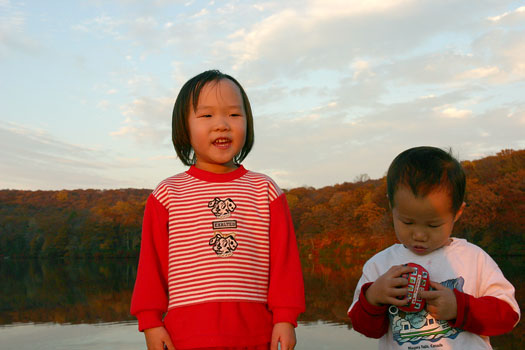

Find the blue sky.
xmin=1 ymin=0 xmax=524 ymax=190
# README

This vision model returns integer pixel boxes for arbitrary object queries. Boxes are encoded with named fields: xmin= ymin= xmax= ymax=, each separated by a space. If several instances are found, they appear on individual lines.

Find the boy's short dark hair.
xmin=172 ymin=69 xmax=255 ymax=166
xmin=386 ymin=146 xmax=466 ymax=214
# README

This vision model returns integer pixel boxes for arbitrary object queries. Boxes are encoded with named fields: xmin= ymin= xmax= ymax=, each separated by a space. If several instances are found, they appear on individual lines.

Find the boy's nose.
xmin=412 ymin=230 xmax=427 ymax=242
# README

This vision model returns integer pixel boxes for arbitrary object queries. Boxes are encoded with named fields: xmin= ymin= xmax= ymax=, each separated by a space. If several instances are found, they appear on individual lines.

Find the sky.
xmin=1 ymin=0 xmax=524 ymax=191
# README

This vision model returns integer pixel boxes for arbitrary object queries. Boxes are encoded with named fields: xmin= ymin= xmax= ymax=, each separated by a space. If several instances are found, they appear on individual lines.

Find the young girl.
xmin=131 ymin=70 xmax=305 ymax=350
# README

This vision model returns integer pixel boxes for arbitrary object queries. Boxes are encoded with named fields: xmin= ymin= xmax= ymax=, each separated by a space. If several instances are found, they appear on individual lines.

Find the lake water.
xmin=0 ymin=256 xmax=522 ymax=349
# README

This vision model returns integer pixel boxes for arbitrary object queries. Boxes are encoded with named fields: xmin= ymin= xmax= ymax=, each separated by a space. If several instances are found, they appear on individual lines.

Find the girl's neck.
xmin=187 ymin=164 xmax=247 ymax=183
xmin=193 ymin=159 xmax=238 ymax=174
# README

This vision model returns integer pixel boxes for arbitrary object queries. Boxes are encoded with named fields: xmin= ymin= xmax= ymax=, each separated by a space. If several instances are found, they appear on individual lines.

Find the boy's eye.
xmin=428 ymin=223 xmax=443 ymax=228
xmin=402 ymin=221 xmax=413 ymax=225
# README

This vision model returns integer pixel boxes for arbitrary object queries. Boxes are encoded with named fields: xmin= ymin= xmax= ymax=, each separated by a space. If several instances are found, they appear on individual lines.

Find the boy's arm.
xmin=348 ymin=264 xmax=413 ymax=338
xmin=130 ymin=194 xmax=170 ymax=331
xmin=267 ymin=193 xmax=305 ymax=327
xmin=450 ymin=289 xmax=520 ymax=336
xmin=348 ymin=282 xmax=389 ymax=338
xmin=422 ymin=250 xmax=520 ymax=337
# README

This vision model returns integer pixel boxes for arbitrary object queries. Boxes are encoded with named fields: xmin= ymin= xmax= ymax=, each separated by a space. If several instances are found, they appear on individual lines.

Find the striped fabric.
xmin=153 ymin=170 xmax=282 ymax=310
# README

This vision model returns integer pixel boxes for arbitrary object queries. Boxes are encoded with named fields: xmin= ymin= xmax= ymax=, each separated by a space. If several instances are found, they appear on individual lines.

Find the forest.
xmin=0 ymin=149 xmax=523 ymax=259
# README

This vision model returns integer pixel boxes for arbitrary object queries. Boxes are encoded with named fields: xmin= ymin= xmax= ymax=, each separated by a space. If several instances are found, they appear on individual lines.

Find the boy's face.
xmin=392 ymin=185 xmax=465 ymax=256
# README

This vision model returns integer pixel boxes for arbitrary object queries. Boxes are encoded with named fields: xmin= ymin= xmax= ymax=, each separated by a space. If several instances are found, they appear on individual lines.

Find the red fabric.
xmin=450 ymin=289 xmax=520 ymax=336
xmin=130 ymin=194 xmax=169 ymax=331
xmin=268 ymin=194 xmax=305 ymax=327
xmin=348 ymin=282 xmax=389 ymax=338
xmin=131 ymin=180 xmax=304 ymax=348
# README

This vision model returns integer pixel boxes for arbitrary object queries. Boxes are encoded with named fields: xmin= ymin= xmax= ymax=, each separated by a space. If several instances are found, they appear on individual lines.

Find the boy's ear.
xmin=453 ymin=201 xmax=467 ymax=222
xmin=386 ymin=194 xmax=392 ymax=209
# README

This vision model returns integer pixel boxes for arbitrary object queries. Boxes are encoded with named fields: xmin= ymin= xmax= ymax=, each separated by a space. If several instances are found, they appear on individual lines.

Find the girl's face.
xmin=188 ymin=79 xmax=247 ymax=173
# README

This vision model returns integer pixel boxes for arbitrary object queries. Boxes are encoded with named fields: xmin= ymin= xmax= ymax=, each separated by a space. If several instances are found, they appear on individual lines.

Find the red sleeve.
xmin=267 ymin=193 xmax=305 ymax=327
xmin=130 ymin=194 xmax=170 ymax=331
xmin=348 ymin=282 xmax=389 ymax=338
xmin=449 ymin=289 xmax=520 ymax=336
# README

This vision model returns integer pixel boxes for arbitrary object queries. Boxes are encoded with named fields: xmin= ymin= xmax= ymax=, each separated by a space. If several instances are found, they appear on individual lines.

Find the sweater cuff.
xmin=136 ymin=310 xmax=165 ymax=331
xmin=272 ymin=308 xmax=302 ymax=327
xmin=448 ymin=288 xmax=467 ymax=329
xmin=359 ymin=282 xmax=389 ymax=316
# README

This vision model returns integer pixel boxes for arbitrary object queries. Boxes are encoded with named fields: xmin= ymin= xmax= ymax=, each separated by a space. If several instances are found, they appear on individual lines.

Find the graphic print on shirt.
xmin=388 ymin=277 xmax=464 ymax=345
xmin=208 ymin=197 xmax=236 ymax=218
xmin=209 ymin=231 xmax=238 ymax=257
xmin=208 ymin=197 xmax=239 ymax=257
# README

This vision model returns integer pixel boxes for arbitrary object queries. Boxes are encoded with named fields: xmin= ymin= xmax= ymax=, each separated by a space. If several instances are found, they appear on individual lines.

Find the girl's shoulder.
xmin=242 ymin=170 xmax=284 ymax=198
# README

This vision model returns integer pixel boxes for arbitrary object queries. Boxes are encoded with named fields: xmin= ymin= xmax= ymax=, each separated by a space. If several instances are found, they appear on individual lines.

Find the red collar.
xmin=186 ymin=165 xmax=248 ymax=182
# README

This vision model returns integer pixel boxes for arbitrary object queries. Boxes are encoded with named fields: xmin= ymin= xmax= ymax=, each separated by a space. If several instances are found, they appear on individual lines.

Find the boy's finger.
xmin=429 ymin=280 xmax=444 ymax=290
xmin=393 ymin=276 xmax=409 ymax=287
xmin=420 ymin=289 xmax=441 ymax=300
xmin=390 ymin=264 xmax=414 ymax=277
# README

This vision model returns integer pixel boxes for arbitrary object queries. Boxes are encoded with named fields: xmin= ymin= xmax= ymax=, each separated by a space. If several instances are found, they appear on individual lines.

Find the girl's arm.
xmin=130 ymin=194 xmax=170 ymax=331
xmin=348 ymin=282 xmax=389 ymax=338
xmin=267 ymin=193 xmax=305 ymax=327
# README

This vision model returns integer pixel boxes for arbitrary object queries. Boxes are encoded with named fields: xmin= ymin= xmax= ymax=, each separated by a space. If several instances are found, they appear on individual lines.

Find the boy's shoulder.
xmin=448 ymin=237 xmax=488 ymax=252
xmin=446 ymin=237 xmax=494 ymax=261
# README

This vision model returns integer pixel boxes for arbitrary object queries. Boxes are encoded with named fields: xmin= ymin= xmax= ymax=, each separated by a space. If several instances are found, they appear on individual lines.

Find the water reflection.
xmin=0 ymin=256 xmax=522 ymax=348
xmin=0 ymin=259 xmax=136 ymax=325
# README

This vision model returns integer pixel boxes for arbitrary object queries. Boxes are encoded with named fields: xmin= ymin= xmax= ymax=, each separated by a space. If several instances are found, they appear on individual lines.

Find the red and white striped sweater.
xmin=131 ymin=165 xmax=305 ymax=349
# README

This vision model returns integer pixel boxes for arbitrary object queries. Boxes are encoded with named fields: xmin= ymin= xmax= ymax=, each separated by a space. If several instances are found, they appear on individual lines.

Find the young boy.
xmin=348 ymin=146 xmax=520 ymax=349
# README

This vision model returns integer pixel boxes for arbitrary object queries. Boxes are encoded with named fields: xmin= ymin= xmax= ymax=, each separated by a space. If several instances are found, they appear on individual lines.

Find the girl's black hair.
xmin=386 ymin=146 xmax=466 ymax=213
xmin=172 ymin=70 xmax=254 ymax=166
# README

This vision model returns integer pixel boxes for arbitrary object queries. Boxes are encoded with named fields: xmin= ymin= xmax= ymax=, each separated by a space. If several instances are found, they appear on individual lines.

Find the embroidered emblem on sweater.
xmin=208 ymin=197 xmax=236 ymax=218
xmin=212 ymin=220 xmax=237 ymax=230
xmin=209 ymin=232 xmax=238 ymax=257
xmin=388 ymin=277 xmax=464 ymax=345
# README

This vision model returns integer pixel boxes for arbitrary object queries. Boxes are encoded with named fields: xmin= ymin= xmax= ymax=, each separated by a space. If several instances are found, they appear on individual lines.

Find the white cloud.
xmin=435 ymin=106 xmax=473 ymax=119
xmin=488 ymin=6 xmax=525 ymax=23
xmin=456 ymin=66 xmax=500 ymax=80
xmin=113 ymin=96 xmax=173 ymax=145
xmin=0 ymin=122 xmax=138 ymax=190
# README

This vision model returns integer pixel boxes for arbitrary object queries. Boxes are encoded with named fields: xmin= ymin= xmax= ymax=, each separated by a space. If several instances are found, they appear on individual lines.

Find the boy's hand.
xmin=271 ymin=322 xmax=296 ymax=350
xmin=419 ymin=281 xmax=457 ymax=320
xmin=365 ymin=265 xmax=413 ymax=307
xmin=144 ymin=326 xmax=175 ymax=350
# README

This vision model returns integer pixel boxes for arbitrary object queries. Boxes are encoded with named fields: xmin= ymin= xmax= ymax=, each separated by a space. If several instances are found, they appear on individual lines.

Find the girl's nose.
xmin=214 ymin=115 xmax=230 ymax=131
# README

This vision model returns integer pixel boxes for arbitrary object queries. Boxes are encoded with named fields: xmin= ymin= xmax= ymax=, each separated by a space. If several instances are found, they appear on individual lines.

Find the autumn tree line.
xmin=0 ymin=149 xmax=523 ymax=259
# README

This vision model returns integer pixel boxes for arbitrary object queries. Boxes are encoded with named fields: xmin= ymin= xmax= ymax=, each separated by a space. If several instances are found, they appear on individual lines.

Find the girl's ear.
xmin=386 ymin=194 xmax=392 ymax=210
xmin=453 ymin=201 xmax=467 ymax=222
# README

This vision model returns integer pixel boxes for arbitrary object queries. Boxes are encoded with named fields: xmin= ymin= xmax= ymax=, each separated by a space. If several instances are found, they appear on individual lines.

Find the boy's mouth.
xmin=412 ymin=245 xmax=427 ymax=254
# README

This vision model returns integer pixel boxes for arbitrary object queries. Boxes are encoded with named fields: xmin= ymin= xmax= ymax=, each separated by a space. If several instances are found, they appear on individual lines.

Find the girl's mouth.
xmin=213 ymin=138 xmax=232 ymax=149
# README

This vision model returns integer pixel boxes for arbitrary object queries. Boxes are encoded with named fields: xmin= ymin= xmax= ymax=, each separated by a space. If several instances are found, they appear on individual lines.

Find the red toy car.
xmin=399 ymin=263 xmax=430 ymax=312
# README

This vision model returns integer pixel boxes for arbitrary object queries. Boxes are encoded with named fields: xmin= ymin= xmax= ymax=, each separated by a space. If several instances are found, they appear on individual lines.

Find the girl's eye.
xmin=429 ymin=224 xmax=443 ymax=228
xmin=199 ymin=114 xmax=212 ymax=118
xmin=402 ymin=221 xmax=413 ymax=225
xmin=230 ymin=113 xmax=242 ymax=117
